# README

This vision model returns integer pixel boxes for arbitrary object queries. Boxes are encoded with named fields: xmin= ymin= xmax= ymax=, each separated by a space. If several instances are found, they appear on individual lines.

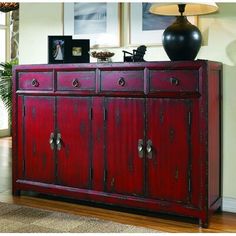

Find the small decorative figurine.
xmin=122 ymin=45 xmax=147 ymax=62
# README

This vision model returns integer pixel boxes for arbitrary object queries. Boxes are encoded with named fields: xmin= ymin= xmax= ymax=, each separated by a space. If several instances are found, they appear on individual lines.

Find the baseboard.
xmin=223 ymin=197 xmax=236 ymax=213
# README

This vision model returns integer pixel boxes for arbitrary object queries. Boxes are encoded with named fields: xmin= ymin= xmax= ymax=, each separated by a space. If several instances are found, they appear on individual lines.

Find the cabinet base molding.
xmin=223 ymin=197 xmax=236 ymax=213
xmin=14 ymin=179 xmax=218 ymax=227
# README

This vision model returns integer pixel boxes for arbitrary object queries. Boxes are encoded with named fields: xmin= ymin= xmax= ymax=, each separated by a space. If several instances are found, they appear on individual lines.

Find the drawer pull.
xmin=146 ymin=139 xmax=153 ymax=159
xmin=118 ymin=77 xmax=126 ymax=87
xmin=138 ymin=139 xmax=144 ymax=159
xmin=170 ymin=77 xmax=179 ymax=86
xmin=49 ymin=132 xmax=55 ymax=150
xmin=31 ymin=79 xmax=39 ymax=87
xmin=72 ymin=79 xmax=80 ymax=88
xmin=56 ymin=133 xmax=62 ymax=151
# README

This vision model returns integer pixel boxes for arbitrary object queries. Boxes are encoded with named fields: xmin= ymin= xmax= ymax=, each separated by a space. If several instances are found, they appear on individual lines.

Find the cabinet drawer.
xmin=101 ymin=70 xmax=144 ymax=92
xmin=57 ymin=71 xmax=96 ymax=91
xmin=150 ymin=70 xmax=199 ymax=93
xmin=18 ymin=72 xmax=53 ymax=90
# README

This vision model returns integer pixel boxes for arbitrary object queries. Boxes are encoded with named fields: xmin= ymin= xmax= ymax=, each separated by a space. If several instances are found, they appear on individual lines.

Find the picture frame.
xmin=69 ymin=39 xmax=90 ymax=63
xmin=64 ymin=3 xmax=120 ymax=48
xmin=48 ymin=35 xmax=72 ymax=64
xmin=129 ymin=3 xmax=198 ymax=46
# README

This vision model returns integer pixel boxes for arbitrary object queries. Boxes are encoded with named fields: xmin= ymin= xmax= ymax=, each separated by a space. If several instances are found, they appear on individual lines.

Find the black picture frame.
xmin=48 ymin=36 xmax=72 ymax=64
xmin=68 ymin=39 xmax=90 ymax=63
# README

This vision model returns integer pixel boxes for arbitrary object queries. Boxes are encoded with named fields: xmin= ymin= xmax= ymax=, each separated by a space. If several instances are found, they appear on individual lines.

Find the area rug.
xmin=0 ymin=202 xmax=158 ymax=233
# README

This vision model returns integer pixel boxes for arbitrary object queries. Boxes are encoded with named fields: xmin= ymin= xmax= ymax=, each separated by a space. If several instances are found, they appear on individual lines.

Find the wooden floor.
xmin=1 ymin=137 xmax=236 ymax=232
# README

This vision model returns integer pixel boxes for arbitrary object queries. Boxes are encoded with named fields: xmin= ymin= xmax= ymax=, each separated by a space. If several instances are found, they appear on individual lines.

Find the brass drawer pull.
xmin=138 ymin=139 xmax=144 ymax=159
xmin=118 ymin=77 xmax=126 ymax=87
xmin=49 ymin=132 xmax=55 ymax=150
xmin=31 ymin=79 xmax=39 ymax=87
xmin=170 ymin=77 xmax=179 ymax=86
xmin=72 ymin=79 xmax=80 ymax=88
xmin=56 ymin=133 xmax=62 ymax=151
xmin=146 ymin=139 xmax=153 ymax=159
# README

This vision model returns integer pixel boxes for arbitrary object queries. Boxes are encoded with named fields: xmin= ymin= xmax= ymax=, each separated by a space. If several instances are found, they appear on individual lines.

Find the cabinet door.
xmin=24 ymin=96 xmax=55 ymax=183
xmin=146 ymin=99 xmax=191 ymax=203
xmin=57 ymin=97 xmax=91 ymax=189
xmin=105 ymin=98 xmax=145 ymax=196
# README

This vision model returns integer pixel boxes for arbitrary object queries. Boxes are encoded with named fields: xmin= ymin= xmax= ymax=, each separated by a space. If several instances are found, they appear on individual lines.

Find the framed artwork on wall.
xmin=129 ymin=3 xmax=197 ymax=46
xmin=64 ymin=3 xmax=120 ymax=48
xmin=48 ymin=36 xmax=72 ymax=64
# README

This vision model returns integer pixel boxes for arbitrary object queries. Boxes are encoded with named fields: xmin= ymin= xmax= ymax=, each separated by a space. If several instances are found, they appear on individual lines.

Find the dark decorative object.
xmin=69 ymin=39 xmax=90 ymax=63
xmin=0 ymin=2 xmax=19 ymax=12
xmin=149 ymin=3 xmax=218 ymax=61
xmin=162 ymin=9 xmax=202 ymax=61
xmin=48 ymin=36 xmax=72 ymax=64
xmin=123 ymin=45 xmax=147 ymax=62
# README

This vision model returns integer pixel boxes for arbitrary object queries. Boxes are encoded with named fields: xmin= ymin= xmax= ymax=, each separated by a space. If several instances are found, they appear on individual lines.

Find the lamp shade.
xmin=149 ymin=2 xmax=218 ymax=16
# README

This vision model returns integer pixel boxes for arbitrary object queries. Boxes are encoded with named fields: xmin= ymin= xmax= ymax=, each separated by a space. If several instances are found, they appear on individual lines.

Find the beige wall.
xmin=19 ymin=3 xmax=63 ymax=64
xmin=19 ymin=3 xmax=236 ymax=199
xmin=198 ymin=3 xmax=236 ymax=199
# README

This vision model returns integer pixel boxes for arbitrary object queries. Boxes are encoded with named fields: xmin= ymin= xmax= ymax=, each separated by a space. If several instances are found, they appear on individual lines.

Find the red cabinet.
xmin=12 ymin=61 xmax=222 ymax=227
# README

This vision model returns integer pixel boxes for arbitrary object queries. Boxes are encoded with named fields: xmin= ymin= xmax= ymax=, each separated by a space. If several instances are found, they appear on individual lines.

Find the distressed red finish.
xmin=23 ymin=97 xmax=55 ymax=183
xmin=18 ymin=72 xmax=53 ymax=91
xmin=105 ymin=98 xmax=145 ymax=196
xmin=149 ymin=70 xmax=199 ymax=92
xmin=146 ymin=99 xmax=191 ymax=202
xmin=57 ymin=97 xmax=91 ymax=189
xmin=12 ymin=60 xmax=222 ymax=228
xmin=57 ymin=71 xmax=96 ymax=91
xmin=101 ymin=70 xmax=144 ymax=92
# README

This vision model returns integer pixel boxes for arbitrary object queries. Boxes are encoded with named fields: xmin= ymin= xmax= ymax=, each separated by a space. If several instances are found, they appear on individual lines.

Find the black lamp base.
xmin=162 ymin=16 xmax=202 ymax=61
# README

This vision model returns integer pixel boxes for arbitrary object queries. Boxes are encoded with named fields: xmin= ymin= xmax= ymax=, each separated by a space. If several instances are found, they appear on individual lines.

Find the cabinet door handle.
xmin=56 ymin=133 xmax=62 ymax=150
xmin=72 ymin=78 xmax=80 ymax=88
xmin=49 ymin=132 xmax=55 ymax=150
xmin=138 ymin=139 xmax=144 ymax=159
xmin=146 ymin=139 xmax=153 ymax=159
xmin=31 ymin=79 xmax=39 ymax=87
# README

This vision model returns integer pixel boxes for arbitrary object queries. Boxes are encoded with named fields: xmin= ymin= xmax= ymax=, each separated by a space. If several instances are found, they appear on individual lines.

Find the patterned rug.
xmin=0 ymin=202 xmax=158 ymax=233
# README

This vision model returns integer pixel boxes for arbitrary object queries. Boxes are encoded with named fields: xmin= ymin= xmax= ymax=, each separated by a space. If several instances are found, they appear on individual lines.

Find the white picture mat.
xmin=130 ymin=3 xmax=197 ymax=46
xmin=64 ymin=3 xmax=120 ymax=48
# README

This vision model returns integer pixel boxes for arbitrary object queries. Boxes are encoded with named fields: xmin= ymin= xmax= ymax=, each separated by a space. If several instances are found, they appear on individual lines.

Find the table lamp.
xmin=149 ymin=2 xmax=218 ymax=61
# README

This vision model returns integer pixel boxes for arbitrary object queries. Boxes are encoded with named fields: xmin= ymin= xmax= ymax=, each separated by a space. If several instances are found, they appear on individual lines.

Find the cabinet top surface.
xmin=14 ymin=60 xmax=222 ymax=71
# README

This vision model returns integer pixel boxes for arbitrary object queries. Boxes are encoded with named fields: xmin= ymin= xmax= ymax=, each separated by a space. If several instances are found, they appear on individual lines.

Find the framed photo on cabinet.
xmin=129 ymin=3 xmax=197 ymax=46
xmin=64 ymin=3 xmax=120 ymax=48
xmin=48 ymin=35 xmax=72 ymax=64
xmin=69 ymin=39 xmax=90 ymax=63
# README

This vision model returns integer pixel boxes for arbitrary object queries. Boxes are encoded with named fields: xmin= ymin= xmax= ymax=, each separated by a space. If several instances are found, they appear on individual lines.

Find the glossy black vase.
xmin=163 ymin=16 xmax=202 ymax=61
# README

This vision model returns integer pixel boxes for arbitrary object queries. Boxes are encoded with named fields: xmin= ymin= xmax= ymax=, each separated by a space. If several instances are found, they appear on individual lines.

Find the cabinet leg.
xmin=12 ymin=189 xmax=21 ymax=196
xmin=199 ymin=219 xmax=208 ymax=228
xmin=216 ymin=204 xmax=223 ymax=212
